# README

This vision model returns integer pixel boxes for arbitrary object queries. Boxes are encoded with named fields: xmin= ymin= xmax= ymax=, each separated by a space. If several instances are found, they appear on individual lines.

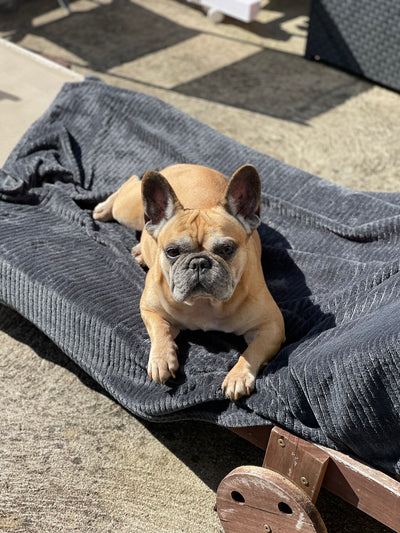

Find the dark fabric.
xmin=1 ymin=79 xmax=399 ymax=474
xmin=306 ymin=0 xmax=400 ymax=92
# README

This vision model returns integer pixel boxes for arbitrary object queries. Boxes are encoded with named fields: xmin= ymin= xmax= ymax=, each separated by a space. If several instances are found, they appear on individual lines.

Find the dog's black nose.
xmin=188 ymin=256 xmax=212 ymax=271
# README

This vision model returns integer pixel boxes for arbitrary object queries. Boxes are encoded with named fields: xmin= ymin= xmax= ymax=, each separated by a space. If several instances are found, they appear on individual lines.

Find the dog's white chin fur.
xmin=183 ymin=294 xmax=218 ymax=306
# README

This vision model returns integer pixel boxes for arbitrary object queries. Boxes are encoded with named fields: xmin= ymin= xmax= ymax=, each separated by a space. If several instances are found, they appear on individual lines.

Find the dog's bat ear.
xmin=141 ymin=171 xmax=183 ymax=237
xmin=223 ymin=165 xmax=261 ymax=234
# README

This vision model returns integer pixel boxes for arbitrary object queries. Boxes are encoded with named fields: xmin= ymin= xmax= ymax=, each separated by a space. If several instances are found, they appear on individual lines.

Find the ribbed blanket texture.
xmin=1 ymin=79 xmax=399 ymax=475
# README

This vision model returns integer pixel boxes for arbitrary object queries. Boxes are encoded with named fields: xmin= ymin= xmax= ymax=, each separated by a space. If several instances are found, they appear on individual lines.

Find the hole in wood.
xmin=278 ymin=501 xmax=293 ymax=514
xmin=231 ymin=491 xmax=245 ymax=504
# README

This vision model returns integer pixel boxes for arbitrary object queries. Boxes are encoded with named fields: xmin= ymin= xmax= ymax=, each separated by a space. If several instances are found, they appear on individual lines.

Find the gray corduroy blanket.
xmin=1 ymin=79 xmax=399 ymax=475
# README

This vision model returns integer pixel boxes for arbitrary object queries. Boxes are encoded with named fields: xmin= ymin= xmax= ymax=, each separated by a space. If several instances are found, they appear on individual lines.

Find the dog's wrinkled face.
xmin=158 ymin=208 xmax=249 ymax=303
xmin=142 ymin=165 xmax=261 ymax=304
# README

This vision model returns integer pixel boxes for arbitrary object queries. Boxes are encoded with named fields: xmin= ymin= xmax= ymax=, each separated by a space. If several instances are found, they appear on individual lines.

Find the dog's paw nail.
xmin=222 ymin=387 xmax=234 ymax=400
xmin=222 ymin=369 xmax=255 ymax=400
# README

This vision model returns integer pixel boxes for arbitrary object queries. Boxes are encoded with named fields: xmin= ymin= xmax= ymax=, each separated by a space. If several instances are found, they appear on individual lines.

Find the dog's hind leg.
xmin=93 ymin=191 xmax=118 ymax=222
xmin=131 ymin=243 xmax=146 ymax=267
xmin=93 ymin=174 xmax=144 ymax=231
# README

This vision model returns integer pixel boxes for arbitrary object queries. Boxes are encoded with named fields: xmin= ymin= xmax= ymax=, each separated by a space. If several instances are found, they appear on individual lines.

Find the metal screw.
xmin=264 ymin=525 xmax=271 ymax=532
xmin=278 ymin=437 xmax=285 ymax=447
xmin=300 ymin=476 xmax=309 ymax=486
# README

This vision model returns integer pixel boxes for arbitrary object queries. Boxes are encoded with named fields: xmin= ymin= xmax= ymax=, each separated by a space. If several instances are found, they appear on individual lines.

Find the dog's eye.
xmin=214 ymin=242 xmax=237 ymax=259
xmin=165 ymin=246 xmax=180 ymax=259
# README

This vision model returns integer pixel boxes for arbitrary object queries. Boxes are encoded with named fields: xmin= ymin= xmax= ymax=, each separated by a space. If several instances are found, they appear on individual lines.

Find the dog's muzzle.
xmin=187 ymin=255 xmax=212 ymax=276
xmin=170 ymin=252 xmax=234 ymax=303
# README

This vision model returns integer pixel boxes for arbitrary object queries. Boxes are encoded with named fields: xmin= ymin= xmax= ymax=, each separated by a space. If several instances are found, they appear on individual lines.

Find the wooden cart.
xmin=217 ymin=426 xmax=400 ymax=532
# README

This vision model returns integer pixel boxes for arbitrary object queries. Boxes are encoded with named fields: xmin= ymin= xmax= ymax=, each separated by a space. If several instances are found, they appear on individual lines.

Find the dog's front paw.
xmin=222 ymin=365 xmax=256 ymax=400
xmin=148 ymin=350 xmax=179 ymax=385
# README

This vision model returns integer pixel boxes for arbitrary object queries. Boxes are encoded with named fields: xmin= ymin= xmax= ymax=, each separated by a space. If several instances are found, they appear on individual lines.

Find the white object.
xmin=206 ymin=7 xmax=225 ymax=23
xmin=188 ymin=0 xmax=260 ymax=23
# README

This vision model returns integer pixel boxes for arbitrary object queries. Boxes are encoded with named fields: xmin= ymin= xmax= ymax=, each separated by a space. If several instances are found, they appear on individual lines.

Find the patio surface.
xmin=0 ymin=1 xmax=399 ymax=531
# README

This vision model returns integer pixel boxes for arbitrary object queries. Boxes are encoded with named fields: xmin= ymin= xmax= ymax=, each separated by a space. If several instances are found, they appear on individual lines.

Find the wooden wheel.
xmin=217 ymin=466 xmax=327 ymax=533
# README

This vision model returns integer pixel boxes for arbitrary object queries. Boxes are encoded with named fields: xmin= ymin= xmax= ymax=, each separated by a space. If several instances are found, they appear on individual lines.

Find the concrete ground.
xmin=0 ymin=1 xmax=399 ymax=532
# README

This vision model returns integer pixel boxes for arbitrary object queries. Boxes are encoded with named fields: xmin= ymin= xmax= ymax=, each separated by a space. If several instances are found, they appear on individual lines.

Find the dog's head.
xmin=142 ymin=165 xmax=261 ymax=304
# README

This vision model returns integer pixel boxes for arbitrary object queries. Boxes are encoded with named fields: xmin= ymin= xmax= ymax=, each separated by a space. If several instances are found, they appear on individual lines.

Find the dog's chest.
xmin=176 ymin=300 xmax=233 ymax=333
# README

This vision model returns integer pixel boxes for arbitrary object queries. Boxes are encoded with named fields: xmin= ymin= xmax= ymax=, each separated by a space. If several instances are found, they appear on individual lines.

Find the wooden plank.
xmin=317 ymin=445 xmax=400 ymax=533
xmin=228 ymin=425 xmax=400 ymax=532
xmin=228 ymin=425 xmax=272 ymax=450
xmin=263 ymin=427 xmax=330 ymax=503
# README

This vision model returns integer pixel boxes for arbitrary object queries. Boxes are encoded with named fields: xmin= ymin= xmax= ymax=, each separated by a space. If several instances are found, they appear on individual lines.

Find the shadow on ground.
xmin=1 ymin=0 xmax=371 ymax=123
xmin=174 ymin=47 xmax=369 ymax=124
xmin=0 ymin=304 xmax=392 ymax=531
xmin=0 ymin=304 xmax=108 ymax=395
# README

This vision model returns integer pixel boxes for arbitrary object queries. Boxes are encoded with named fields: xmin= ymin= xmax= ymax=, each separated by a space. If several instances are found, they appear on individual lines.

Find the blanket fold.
xmin=1 ymin=78 xmax=399 ymax=475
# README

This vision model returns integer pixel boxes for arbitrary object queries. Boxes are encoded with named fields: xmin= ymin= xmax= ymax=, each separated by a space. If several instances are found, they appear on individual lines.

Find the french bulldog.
xmin=93 ymin=164 xmax=285 ymax=399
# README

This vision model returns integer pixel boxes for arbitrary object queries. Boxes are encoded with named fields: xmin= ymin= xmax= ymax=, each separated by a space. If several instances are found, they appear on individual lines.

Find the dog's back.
xmin=93 ymin=164 xmax=228 ymax=231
